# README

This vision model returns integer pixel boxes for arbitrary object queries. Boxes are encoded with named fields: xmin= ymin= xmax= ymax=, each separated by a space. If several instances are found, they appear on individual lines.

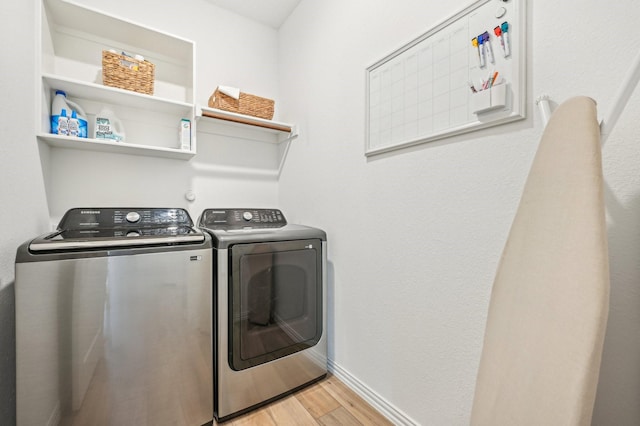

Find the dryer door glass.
xmin=230 ymin=239 xmax=322 ymax=370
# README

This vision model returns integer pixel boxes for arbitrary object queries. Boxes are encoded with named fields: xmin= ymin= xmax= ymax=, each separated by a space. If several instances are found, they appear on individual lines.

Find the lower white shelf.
xmin=37 ymin=134 xmax=196 ymax=160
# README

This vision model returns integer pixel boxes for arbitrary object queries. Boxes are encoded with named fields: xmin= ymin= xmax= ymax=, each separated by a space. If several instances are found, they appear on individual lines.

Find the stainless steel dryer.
xmin=197 ymin=208 xmax=327 ymax=422
xmin=15 ymin=208 xmax=213 ymax=426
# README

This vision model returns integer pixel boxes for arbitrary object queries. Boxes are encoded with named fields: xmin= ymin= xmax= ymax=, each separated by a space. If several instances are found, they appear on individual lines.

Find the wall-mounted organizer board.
xmin=365 ymin=0 xmax=526 ymax=156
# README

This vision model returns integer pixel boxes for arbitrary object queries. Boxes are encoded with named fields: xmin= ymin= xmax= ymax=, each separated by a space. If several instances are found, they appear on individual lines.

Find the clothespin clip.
xmin=477 ymin=34 xmax=486 ymax=68
xmin=482 ymin=32 xmax=495 ymax=64
xmin=500 ymin=21 xmax=511 ymax=57
xmin=471 ymin=37 xmax=482 ymax=67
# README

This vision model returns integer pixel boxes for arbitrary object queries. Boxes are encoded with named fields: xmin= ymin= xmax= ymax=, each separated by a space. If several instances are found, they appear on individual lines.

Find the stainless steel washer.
xmin=197 ymin=208 xmax=327 ymax=422
xmin=15 ymin=208 xmax=213 ymax=426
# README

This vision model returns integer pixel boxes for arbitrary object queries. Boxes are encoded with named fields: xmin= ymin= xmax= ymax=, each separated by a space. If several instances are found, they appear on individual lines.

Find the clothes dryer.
xmin=197 ymin=208 xmax=327 ymax=422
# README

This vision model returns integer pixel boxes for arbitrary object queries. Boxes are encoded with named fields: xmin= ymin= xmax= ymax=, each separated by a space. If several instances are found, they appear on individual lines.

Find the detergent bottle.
xmin=57 ymin=109 xmax=69 ymax=136
xmin=68 ymin=110 xmax=79 ymax=137
xmin=93 ymin=107 xmax=126 ymax=142
xmin=51 ymin=90 xmax=88 ymax=138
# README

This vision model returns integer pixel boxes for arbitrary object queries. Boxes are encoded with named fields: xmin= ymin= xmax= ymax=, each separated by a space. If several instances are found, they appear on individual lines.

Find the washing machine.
xmin=15 ymin=208 xmax=213 ymax=426
xmin=197 ymin=208 xmax=327 ymax=422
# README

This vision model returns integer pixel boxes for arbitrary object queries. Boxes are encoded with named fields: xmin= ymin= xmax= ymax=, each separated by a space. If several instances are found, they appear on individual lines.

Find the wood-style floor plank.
xmin=267 ymin=394 xmax=319 ymax=425
xmin=318 ymin=406 xmax=363 ymax=426
xmin=224 ymin=408 xmax=277 ymax=426
xmin=295 ymin=380 xmax=342 ymax=420
xmin=217 ymin=374 xmax=391 ymax=425
xmin=320 ymin=376 xmax=393 ymax=426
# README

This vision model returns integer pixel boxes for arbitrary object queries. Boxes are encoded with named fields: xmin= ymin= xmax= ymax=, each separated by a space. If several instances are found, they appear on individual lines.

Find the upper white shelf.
xmin=43 ymin=74 xmax=193 ymax=116
xmin=46 ymin=0 xmax=193 ymax=65
xmin=197 ymin=106 xmax=297 ymax=142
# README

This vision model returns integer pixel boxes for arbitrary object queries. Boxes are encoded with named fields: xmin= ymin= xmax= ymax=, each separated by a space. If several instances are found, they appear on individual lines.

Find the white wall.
xmin=278 ymin=0 xmax=640 ymax=424
xmin=42 ymin=0 xmax=282 ymax=222
xmin=0 ymin=1 xmax=49 ymax=421
xmin=0 ymin=3 xmax=50 ymax=288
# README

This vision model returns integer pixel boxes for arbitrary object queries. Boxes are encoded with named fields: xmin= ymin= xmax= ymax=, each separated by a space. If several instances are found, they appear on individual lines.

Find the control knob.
xmin=242 ymin=211 xmax=253 ymax=221
xmin=126 ymin=211 xmax=141 ymax=223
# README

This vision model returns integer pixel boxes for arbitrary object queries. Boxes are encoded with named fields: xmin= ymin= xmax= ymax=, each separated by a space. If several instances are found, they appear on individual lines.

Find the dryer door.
xmin=229 ymin=239 xmax=323 ymax=370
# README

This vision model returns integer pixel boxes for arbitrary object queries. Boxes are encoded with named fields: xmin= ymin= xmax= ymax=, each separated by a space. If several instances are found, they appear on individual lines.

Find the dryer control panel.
xmin=199 ymin=209 xmax=287 ymax=230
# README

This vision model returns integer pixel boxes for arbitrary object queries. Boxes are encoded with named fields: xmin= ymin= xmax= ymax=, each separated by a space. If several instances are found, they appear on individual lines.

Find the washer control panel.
xmin=199 ymin=208 xmax=287 ymax=229
xmin=58 ymin=208 xmax=193 ymax=230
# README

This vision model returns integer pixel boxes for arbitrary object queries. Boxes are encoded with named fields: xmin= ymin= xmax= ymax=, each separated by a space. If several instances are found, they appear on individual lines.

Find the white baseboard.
xmin=327 ymin=359 xmax=419 ymax=426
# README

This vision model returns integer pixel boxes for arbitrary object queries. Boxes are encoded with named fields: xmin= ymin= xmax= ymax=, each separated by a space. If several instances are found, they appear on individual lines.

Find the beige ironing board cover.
xmin=470 ymin=96 xmax=610 ymax=425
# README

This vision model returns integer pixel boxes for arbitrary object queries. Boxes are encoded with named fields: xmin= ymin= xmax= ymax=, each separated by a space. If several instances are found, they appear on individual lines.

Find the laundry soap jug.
xmin=57 ymin=109 xmax=69 ymax=136
xmin=68 ymin=110 xmax=79 ymax=137
xmin=94 ymin=107 xmax=126 ymax=142
xmin=51 ymin=90 xmax=88 ymax=138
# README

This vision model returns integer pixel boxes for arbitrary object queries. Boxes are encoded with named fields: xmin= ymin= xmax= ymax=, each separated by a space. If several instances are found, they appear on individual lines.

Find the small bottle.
xmin=68 ymin=110 xmax=79 ymax=137
xmin=180 ymin=119 xmax=191 ymax=150
xmin=57 ymin=109 xmax=69 ymax=136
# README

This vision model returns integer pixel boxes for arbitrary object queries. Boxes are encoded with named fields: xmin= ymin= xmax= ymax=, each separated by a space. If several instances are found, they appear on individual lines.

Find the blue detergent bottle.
xmin=51 ymin=90 xmax=88 ymax=137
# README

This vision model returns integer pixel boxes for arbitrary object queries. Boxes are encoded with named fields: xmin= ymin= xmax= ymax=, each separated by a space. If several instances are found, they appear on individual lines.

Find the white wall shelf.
xmin=42 ymin=0 xmax=194 ymax=88
xmin=39 ymin=0 xmax=196 ymax=160
xmin=195 ymin=106 xmax=297 ymax=177
xmin=38 ymin=0 xmax=295 ymax=171
xmin=38 ymin=133 xmax=195 ymax=160
xmin=197 ymin=106 xmax=297 ymax=143
xmin=43 ymin=74 xmax=193 ymax=116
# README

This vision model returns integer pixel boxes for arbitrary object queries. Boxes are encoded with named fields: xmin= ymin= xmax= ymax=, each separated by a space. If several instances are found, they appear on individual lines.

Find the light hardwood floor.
xmin=217 ymin=374 xmax=393 ymax=425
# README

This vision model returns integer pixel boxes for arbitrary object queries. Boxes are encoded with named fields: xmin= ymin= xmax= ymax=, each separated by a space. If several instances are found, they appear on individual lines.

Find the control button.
xmin=126 ymin=231 xmax=140 ymax=237
xmin=126 ymin=211 xmax=141 ymax=223
xmin=242 ymin=211 xmax=253 ymax=221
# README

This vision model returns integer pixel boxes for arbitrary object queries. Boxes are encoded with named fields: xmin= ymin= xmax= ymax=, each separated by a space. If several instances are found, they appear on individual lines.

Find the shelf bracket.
xmin=277 ymin=127 xmax=298 ymax=178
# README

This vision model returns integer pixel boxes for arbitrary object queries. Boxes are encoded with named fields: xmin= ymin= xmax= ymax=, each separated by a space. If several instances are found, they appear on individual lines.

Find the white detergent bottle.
xmin=51 ymin=90 xmax=88 ymax=137
xmin=51 ymin=91 xmax=69 ymax=134
xmin=93 ymin=107 xmax=126 ymax=142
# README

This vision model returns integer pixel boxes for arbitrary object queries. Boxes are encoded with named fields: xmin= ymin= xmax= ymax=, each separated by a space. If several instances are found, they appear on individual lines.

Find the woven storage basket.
xmin=102 ymin=51 xmax=154 ymax=95
xmin=208 ymin=89 xmax=274 ymax=120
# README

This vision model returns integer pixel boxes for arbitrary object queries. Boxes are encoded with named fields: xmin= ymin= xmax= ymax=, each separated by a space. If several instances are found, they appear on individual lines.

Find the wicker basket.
xmin=208 ymin=89 xmax=274 ymax=120
xmin=102 ymin=51 xmax=155 ymax=95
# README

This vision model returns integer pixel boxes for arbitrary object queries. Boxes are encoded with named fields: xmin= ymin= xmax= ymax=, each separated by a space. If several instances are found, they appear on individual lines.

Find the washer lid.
xmin=28 ymin=227 xmax=205 ymax=252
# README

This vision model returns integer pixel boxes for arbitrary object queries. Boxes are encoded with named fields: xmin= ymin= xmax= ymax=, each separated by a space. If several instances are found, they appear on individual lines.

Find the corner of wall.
xmin=327 ymin=359 xmax=419 ymax=426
